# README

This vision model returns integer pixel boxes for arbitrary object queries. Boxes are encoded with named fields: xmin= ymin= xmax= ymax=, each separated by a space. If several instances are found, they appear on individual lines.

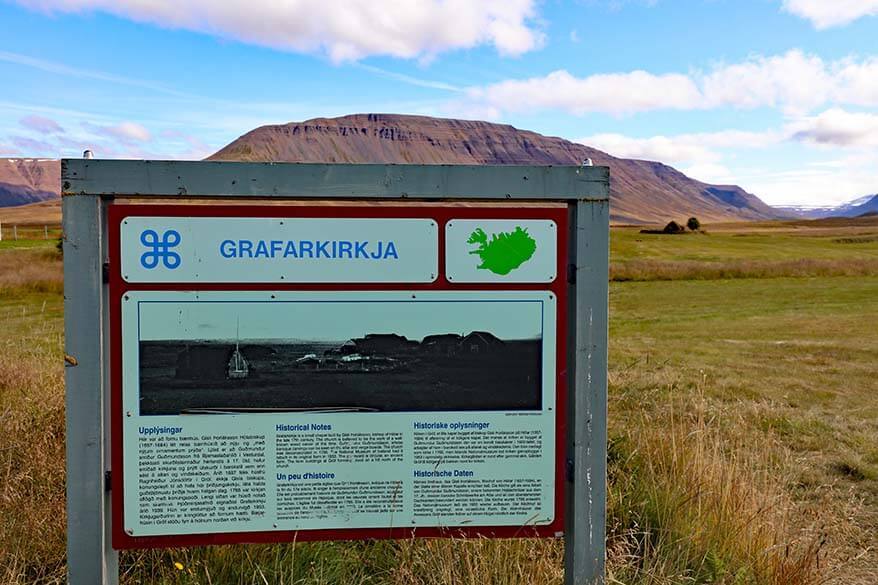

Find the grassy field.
xmin=0 ymin=200 xmax=62 ymax=243
xmin=1 ymin=217 xmax=877 ymax=584
xmin=0 ymin=200 xmax=61 ymax=226
xmin=611 ymin=217 xmax=878 ymax=281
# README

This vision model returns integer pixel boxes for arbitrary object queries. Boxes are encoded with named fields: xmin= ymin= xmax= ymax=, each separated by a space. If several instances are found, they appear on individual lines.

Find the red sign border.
xmin=108 ymin=202 xmax=569 ymax=549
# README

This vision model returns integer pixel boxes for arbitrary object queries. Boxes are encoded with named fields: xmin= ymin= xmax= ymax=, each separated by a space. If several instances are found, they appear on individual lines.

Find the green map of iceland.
xmin=467 ymin=226 xmax=537 ymax=275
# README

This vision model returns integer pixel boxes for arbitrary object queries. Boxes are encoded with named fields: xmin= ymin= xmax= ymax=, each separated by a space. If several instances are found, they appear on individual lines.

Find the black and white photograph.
xmin=137 ymin=298 xmax=547 ymax=415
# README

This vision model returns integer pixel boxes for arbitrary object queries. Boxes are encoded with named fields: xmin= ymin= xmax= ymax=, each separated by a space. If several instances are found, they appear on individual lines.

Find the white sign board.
xmin=445 ymin=219 xmax=557 ymax=283
xmin=121 ymin=290 xmax=558 ymax=536
xmin=120 ymin=217 xmax=439 ymax=283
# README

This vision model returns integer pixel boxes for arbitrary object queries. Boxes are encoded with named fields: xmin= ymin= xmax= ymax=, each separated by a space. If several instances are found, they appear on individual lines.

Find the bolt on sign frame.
xmin=62 ymin=160 xmax=610 ymax=585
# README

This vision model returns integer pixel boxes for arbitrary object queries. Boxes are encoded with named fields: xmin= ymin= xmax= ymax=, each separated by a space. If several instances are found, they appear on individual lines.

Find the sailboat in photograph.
xmin=227 ymin=317 xmax=249 ymax=380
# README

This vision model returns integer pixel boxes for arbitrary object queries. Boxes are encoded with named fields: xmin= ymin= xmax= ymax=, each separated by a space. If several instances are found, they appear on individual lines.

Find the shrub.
xmin=663 ymin=220 xmax=686 ymax=234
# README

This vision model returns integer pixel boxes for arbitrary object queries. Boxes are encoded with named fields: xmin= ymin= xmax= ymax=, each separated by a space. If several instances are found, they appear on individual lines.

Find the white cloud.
xmin=700 ymin=50 xmax=832 ymax=114
xmin=357 ymin=64 xmax=461 ymax=92
xmin=106 ymin=122 xmax=151 ymax=143
xmin=0 ymin=50 xmax=194 ymax=97
xmin=833 ymin=57 xmax=878 ymax=107
xmin=576 ymin=130 xmax=782 ymax=165
xmin=10 ymin=135 xmax=54 ymax=153
xmin=782 ymin=0 xmax=878 ymax=29
xmin=20 ymin=114 xmax=65 ymax=134
xmin=84 ymin=121 xmax=152 ymax=144
xmin=159 ymin=129 xmax=215 ymax=159
xmin=689 ymin=130 xmax=786 ymax=149
xmin=439 ymin=100 xmax=504 ymax=122
xmin=575 ymin=129 xmax=775 ymax=190
xmin=680 ymin=163 xmax=735 ymax=185
xmin=579 ymin=119 xmax=877 ymax=165
xmin=740 ymin=157 xmax=878 ymax=206
xmin=17 ymin=0 xmax=543 ymax=62
xmin=575 ymin=120 xmax=878 ymax=207
xmin=789 ymin=108 xmax=878 ymax=147
xmin=580 ymin=131 xmax=740 ymax=184
xmin=462 ymin=50 xmax=878 ymax=116
xmin=577 ymin=133 xmax=718 ymax=164
xmin=467 ymin=69 xmax=702 ymax=116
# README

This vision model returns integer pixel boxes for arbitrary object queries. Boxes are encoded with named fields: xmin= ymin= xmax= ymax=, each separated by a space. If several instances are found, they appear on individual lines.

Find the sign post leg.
xmin=564 ymin=199 xmax=609 ymax=584
xmin=63 ymin=193 xmax=118 ymax=584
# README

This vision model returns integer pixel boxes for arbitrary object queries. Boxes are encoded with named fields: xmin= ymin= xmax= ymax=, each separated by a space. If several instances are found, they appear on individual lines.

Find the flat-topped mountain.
xmin=0 ymin=115 xmax=782 ymax=223
xmin=209 ymin=114 xmax=779 ymax=224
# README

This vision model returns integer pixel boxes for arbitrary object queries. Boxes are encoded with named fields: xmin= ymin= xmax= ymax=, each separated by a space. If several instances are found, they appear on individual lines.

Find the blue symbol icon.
xmin=140 ymin=229 xmax=181 ymax=269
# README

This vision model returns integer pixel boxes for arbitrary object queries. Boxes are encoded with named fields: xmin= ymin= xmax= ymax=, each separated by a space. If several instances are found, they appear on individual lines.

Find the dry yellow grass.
xmin=0 ymin=340 xmax=828 ymax=585
xmin=0 ymin=201 xmax=61 ymax=226
xmin=610 ymin=257 xmax=878 ymax=281
xmin=0 ymin=248 xmax=63 ymax=295
xmin=0 ymin=297 xmax=830 ymax=584
xmin=606 ymin=377 xmax=826 ymax=585
xmin=0 ymin=299 xmax=66 ymax=584
xmin=4 ymin=221 xmax=875 ymax=584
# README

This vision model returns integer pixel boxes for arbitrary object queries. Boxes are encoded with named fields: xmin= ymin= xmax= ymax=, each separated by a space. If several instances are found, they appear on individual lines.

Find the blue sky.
xmin=2 ymin=0 xmax=877 ymax=206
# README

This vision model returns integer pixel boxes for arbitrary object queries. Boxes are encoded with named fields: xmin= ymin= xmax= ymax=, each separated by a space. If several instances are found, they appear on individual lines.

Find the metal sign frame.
xmin=62 ymin=160 xmax=609 ymax=584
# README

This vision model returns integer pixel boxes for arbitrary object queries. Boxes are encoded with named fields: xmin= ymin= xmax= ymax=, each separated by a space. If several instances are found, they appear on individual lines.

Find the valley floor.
xmin=1 ymin=217 xmax=877 ymax=584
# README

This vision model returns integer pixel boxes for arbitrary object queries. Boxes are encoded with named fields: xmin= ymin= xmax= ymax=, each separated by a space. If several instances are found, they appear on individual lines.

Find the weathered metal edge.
xmin=61 ymin=160 xmax=610 ymax=201
xmin=63 ymin=194 xmax=119 ymax=584
xmin=564 ymin=198 xmax=610 ymax=585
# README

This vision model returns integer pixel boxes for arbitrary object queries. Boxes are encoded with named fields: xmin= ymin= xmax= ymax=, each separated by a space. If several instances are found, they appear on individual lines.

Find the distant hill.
xmin=778 ymin=194 xmax=878 ymax=219
xmin=0 ymin=159 xmax=60 ymax=207
xmin=847 ymin=195 xmax=878 ymax=217
xmin=209 ymin=114 xmax=780 ymax=224
xmin=0 ymin=182 xmax=57 ymax=207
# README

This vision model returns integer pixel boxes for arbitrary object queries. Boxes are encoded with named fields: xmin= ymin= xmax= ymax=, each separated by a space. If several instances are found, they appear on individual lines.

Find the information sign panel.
xmin=108 ymin=202 xmax=570 ymax=548
xmin=120 ymin=216 xmax=439 ymax=283
xmin=122 ymin=290 xmax=556 ymax=536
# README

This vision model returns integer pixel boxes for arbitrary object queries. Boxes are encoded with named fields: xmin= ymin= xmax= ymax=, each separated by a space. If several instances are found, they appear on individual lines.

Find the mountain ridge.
xmin=0 ymin=158 xmax=60 ymax=207
xmin=0 ymin=181 xmax=57 ymax=207
xmin=209 ymin=113 xmax=779 ymax=224
xmin=1 ymin=115 xmax=782 ymax=223
xmin=777 ymin=194 xmax=878 ymax=219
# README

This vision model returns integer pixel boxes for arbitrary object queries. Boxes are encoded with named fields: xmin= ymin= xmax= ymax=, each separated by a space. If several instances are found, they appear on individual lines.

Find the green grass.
xmin=0 ymin=291 xmax=63 ymax=347
xmin=611 ymin=226 xmax=878 ymax=264
xmin=610 ymin=223 xmax=878 ymax=280
xmin=3 ymin=220 xmax=878 ymax=583
xmin=0 ymin=239 xmax=59 ymax=251
xmin=610 ymin=277 xmax=878 ymax=413
xmin=608 ymin=276 xmax=878 ymax=582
